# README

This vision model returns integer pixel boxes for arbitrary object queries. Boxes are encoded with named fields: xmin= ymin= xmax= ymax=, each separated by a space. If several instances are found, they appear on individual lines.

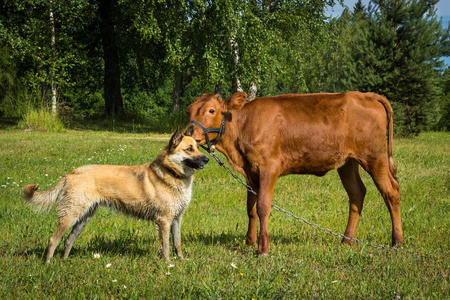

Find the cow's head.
xmin=187 ymin=92 xmax=247 ymax=146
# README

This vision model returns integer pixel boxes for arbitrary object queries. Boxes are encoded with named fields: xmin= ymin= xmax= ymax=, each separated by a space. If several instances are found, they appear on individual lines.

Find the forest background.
xmin=1 ymin=0 xmax=450 ymax=136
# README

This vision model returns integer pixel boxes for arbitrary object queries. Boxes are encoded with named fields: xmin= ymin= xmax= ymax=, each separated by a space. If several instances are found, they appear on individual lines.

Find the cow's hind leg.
xmin=338 ymin=159 xmax=367 ymax=244
xmin=365 ymin=156 xmax=403 ymax=246
xmin=63 ymin=206 xmax=97 ymax=259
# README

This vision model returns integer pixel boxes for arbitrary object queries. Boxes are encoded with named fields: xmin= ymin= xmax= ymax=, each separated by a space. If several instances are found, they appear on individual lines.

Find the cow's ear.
xmin=223 ymin=92 xmax=247 ymax=113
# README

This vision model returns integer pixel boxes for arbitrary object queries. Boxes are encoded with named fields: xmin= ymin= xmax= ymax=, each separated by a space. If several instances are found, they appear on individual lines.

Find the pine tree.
xmin=344 ymin=0 xmax=449 ymax=135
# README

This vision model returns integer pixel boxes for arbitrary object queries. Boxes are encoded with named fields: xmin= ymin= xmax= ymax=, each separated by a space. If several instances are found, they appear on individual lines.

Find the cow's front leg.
xmin=257 ymin=171 xmax=279 ymax=256
xmin=246 ymin=188 xmax=258 ymax=246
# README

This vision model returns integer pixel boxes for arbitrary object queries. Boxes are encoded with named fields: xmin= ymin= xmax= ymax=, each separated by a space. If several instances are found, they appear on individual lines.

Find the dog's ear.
xmin=184 ymin=124 xmax=195 ymax=137
xmin=168 ymin=126 xmax=183 ymax=152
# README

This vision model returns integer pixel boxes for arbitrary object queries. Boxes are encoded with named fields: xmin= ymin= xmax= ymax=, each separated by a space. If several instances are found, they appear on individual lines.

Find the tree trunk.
xmin=215 ymin=83 xmax=224 ymax=96
xmin=248 ymin=81 xmax=258 ymax=101
xmin=98 ymin=0 xmax=123 ymax=116
xmin=263 ymin=0 xmax=271 ymax=13
xmin=49 ymin=1 xmax=57 ymax=116
xmin=172 ymin=71 xmax=182 ymax=112
xmin=230 ymin=36 xmax=243 ymax=92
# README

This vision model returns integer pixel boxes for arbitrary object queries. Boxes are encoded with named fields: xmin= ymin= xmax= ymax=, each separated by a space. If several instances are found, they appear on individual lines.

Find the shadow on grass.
xmin=10 ymin=227 xmax=336 ymax=263
xmin=10 ymin=234 xmax=158 ymax=262
xmin=0 ymin=117 xmax=20 ymax=130
xmin=10 ymin=246 xmax=48 ymax=261
xmin=70 ymin=113 xmax=190 ymax=134
xmin=0 ymin=112 xmax=190 ymax=134
xmin=70 ymin=118 xmax=157 ymax=134
xmin=182 ymin=229 xmax=322 ymax=250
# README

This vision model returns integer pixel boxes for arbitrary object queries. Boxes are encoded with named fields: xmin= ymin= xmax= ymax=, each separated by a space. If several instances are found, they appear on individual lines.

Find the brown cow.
xmin=187 ymin=91 xmax=403 ymax=256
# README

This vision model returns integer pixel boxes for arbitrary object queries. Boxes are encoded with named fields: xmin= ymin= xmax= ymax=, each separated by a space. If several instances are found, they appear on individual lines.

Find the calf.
xmin=187 ymin=91 xmax=403 ymax=255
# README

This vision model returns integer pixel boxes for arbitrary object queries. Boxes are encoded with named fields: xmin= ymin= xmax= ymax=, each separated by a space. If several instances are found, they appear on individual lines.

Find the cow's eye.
xmin=209 ymin=109 xmax=215 ymax=114
xmin=186 ymin=146 xmax=194 ymax=152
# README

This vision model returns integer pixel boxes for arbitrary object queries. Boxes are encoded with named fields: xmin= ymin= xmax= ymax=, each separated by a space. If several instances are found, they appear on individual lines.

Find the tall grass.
xmin=18 ymin=108 xmax=65 ymax=132
xmin=0 ymin=130 xmax=448 ymax=299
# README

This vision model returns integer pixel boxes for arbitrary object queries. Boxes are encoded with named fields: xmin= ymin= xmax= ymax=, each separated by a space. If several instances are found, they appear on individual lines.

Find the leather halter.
xmin=189 ymin=115 xmax=226 ymax=153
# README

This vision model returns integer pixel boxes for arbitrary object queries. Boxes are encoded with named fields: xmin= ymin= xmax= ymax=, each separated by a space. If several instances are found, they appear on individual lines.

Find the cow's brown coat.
xmin=188 ymin=91 xmax=403 ymax=255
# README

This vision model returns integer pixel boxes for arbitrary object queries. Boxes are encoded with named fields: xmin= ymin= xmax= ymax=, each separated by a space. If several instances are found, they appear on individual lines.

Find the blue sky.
xmin=325 ymin=0 xmax=450 ymax=67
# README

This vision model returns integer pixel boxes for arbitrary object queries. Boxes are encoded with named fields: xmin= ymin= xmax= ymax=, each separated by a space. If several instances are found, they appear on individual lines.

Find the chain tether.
xmin=208 ymin=150 xmax=437 ymax=258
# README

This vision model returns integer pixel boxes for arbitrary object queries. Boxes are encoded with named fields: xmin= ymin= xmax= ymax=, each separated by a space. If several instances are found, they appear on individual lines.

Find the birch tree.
xmin=49 ymin=0 xmax=57 ymax=115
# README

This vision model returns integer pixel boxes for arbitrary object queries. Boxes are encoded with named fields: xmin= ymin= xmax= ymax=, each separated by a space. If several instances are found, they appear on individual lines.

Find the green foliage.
xmin=18 ymin=108 xmax=65 ymax=132
xmin=1 ymin=0 xmax=449 ymax=136
xmin=0 ymin=0 xmax=98 ymax=116
xmin=0 ymin=130 xmax=448 ymax=298
xmin=434 ymin=67 xmax=450 ymax=131
xmin=435 ymin=95 xmax=450 ymax=131
xmin=0 ymin=41 xmax=27 ymax=117
xmin=339 ymin=0 xmax=448 ymax=136
xmin=123 ymin=77 xmax=173 ymax=119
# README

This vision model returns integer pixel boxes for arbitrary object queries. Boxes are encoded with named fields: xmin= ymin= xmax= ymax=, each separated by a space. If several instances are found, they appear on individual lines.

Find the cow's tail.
xmin=376 ymin=95 xmax=397 ymax=180
xmin=22 ymin=178 xmax=66 ymax=212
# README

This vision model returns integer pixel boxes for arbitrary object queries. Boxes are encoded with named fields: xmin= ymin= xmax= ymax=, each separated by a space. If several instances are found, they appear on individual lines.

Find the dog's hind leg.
xmin=171 ymin=215 xmax=183 ymax=259
xmin=46 ymin=214 xmax=79 ymax=263
xmin=63 ymin=206 xmax=97 ymax=259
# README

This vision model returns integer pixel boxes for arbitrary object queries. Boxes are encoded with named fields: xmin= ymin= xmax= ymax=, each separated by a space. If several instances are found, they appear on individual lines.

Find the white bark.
xmin=230 ymin=36 xmax=243 ymax=92
xmin=248 ymin=81 xmax=257 ymax=101
xmin=49 ymin=1 xmax=57 ymax=116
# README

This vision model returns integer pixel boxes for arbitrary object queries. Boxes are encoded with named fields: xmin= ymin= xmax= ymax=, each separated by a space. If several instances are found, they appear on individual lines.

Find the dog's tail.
xmin=22 ymin=178 xmax=66 ymax=212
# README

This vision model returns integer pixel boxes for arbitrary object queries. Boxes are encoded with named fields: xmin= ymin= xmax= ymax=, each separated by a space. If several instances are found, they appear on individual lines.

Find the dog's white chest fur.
xmin=148 ymin=163 xmax=194 ymax=218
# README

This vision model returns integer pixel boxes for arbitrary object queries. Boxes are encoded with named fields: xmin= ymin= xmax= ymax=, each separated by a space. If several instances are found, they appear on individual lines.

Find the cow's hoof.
xmin=341 ymin=237 xmax=353 ymax=245
xmin=392 ymin=240 xmax=404 ymax=247
xmin=245 ymin=238 xmax=257 ymax=247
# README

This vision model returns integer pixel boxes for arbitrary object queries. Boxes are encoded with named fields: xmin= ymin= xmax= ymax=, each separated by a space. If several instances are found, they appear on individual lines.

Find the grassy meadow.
xmin=0 ymin=128 xmax=448 ymax=299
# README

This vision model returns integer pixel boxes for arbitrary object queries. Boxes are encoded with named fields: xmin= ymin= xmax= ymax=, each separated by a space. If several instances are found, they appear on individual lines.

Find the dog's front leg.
xmin=171 ymin=215 xmax=183 ymax=260
xmin=156 ymin=218 xmax=171 ymax=262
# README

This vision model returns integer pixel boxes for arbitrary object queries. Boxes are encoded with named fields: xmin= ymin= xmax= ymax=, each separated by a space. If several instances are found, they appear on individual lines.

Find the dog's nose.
xmin=202 ymin=156 xmax=209 ymax=164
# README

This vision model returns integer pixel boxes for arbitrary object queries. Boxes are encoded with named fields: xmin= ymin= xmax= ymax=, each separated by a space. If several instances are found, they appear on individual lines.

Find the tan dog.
xmin=22 ymin=125 xmax=209 ymax=263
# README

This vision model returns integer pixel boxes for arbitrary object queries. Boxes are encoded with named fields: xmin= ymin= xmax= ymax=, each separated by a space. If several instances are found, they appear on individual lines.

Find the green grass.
xmin=0 ymin=130 xmax=448 ymax=299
